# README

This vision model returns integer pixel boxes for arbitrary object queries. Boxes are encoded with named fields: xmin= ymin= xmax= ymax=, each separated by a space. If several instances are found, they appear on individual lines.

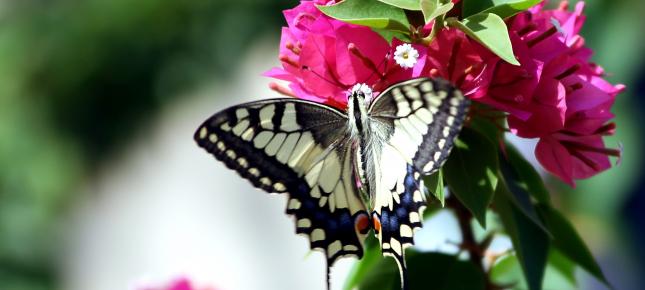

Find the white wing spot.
xmin=416 ymin=108 xmax=433 ymax=123
xmin=400 ymin=224 xmax=413 ymax=238
xmin=280 ymin=103 xmax=301 ymax=131
xmin=344 ymin=245 xmax=359 ymax=251
xmin=311 ymin=229 xmax=326 ymax=242
xmin=199 ymin=127 xmax=207 ymax=139
xmin=446 ymin=116 xmax=455 ymax=126
xmin=265 ymin=132 xmax=286 ymax=156
xmin=260 ymin=177 xmax=272 ymax=186
xmin=327 ymin=240 xmax=342 ymax=258
xmin=225 ymin=149 xmax=236 ymax=159
xmin=260 ymin=104 xmax=275 ymax=129
xmin=438 ymin=139 xmax=446 ymax=149
xmin=442 ymin=127 xmax=451 ymax=138
xmin=288 ymin=198 xmax=301 ymax=209
xmin=318 ymin=152 xmax=341 ymax=193
xmin=220 ymin=122 xmax=232 ymax=132
xmin=319 ymin=196 xmax=328 ymax=207
xmin=311 ymin=186 xmax=321 ymax=198
xmin=274 ymin=182 xmax=287 ymax=192
xmin=389 ymin=238 xmax=402 ymax=256
xmin=410 ymin=212 xmax=420 ymax=223
xmin=241 ymin=128 xmax=254 ymax=141
xmin=297 ymin=219 xmax=311 ymax=228
xmin=216 ymin=141 xmax=226 ymax=151
xmin=253 ymin=131 xmax=274 ymax=149
xmin=434 ymin=151 xmax=442 ymax=161
xmin=305 ymin=161 xmax=324 ymax=187
xmin=402 ymin=85 xmax=421 ymax=99
xmin=426 ymin=93 xmax=442 ymax=107
xmin=232 ymin=119 xmax=250 ymax=136
xmin=423 ymin=161 xmax=435 ymax=173
xmin=288 ymin=132 xmax=314 ymax=168
xmin=236 ymin=108 xmax=249 ymax=119
xmin=276 ymin=133 xmax=300 ymax=164
xmin=237 ymin=157 xmax=248 ymax=168
xmin=209 ymin=134 xmax=218 ymax=143
xmin=248 ymin=167 xmax=260 ymax=177
xmin=420 ymin=81 xmax=433 ymax=92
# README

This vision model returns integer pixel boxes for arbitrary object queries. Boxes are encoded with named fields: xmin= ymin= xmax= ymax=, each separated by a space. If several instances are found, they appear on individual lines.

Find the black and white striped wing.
xmin=370 ymin=78 xmax=470 ymax=175
xmin=194 ymin=99 xmax=370 ymax=271
xmin=368 ymin=78 xmax=470 ymax=286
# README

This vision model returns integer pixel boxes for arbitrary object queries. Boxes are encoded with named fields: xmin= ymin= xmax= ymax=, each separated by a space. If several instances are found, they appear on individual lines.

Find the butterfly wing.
xmin=194 ymin=99 xmax=370 ymax=276
xmin=368 ymin=78 xmax=470 ymax=288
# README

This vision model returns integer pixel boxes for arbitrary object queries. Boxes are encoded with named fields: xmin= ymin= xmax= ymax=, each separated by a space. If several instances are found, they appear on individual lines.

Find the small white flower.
xmin=394 ymin=43 xmax=419 ymax=69
xmin=350 ymin=83 xmax=373 ymax=101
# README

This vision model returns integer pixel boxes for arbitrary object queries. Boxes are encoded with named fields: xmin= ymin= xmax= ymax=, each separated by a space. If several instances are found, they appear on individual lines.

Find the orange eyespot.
xmin=354 ymin=213 xmax=370 ymax=235
xmin=372 ymin=213 xmax=381 ymax=234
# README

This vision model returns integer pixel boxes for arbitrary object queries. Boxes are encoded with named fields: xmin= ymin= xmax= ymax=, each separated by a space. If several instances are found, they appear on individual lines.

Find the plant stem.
xmin=447 ymin=196 xmax=499 ymax=290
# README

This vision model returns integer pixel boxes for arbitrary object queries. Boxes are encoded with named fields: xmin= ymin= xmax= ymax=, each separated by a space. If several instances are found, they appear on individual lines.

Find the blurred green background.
xmin=0 ymin=0 xmax=643 ymax=289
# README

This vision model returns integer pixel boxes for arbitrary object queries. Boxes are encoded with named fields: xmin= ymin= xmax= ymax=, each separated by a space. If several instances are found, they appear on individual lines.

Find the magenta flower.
xmin=424 ymin=28 xmax=496 ymax=98
xmin=485 ymin=1 xmax=623 ymax=185
xmin=265 ymin=0 xmax=390 ymax=108
xmin=265 ymin=1 xmax=431 ymax=109
xmin=266 ymin=0 xmax=623 ymax=186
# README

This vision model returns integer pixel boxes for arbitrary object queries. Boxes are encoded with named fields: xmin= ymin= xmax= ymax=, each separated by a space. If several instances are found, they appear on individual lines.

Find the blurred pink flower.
xmin=137 ymin=276 xmax=218 ymax=290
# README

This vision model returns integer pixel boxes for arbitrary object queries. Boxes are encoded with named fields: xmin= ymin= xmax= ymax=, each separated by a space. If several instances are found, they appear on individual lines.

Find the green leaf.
xmin=498 ymin=151 xmax=549 ymax=232
xmin=420 ymin=0 xmax=454 ymax=24
xmin=490 ymin=250 xmax=577 ymax=290
xmin=358 ymin=251 xmax=486 ymax=290
xmin=443 ymin=127 xmax=498 ymax=227
xmin=548 ymin=249 xmax=576 ymax=284
xmin=448 ymin=13 xmax=519 ymax=65
xmin=317 ymin=0 xmax=411 ymax=33
xmin=373 ymin=28 xmax=410 ymax=43
xmin=494 ymin=190 xmax=549 ymax=290
xmin=468 ymin=109 xmax=504 ymax=145
xmin=462 ymin=0 xmax=541 ymax=19
xmin=344 ymin=236 xmax=382 ymax=290
xmin=504 ymin=142 xmax=551 ymax=205
xmin=423 ymin=169 xmax=445 ymax=206
xmin=376 ymin=0 xmax=420 ymax=10
xmin=537 ymin=205 xmax=612 ymax=288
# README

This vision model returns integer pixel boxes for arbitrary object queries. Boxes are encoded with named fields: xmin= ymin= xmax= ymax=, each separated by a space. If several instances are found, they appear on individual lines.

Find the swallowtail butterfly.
xmin=194 ymin=77 xmax=469 ymax=290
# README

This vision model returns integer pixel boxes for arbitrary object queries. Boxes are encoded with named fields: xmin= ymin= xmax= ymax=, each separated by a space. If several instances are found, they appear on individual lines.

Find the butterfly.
xmin=194 ymin=77 xmax=470 ymax=290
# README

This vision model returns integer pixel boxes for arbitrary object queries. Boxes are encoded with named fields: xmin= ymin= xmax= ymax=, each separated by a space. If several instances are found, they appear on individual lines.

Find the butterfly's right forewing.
xmin=195 ymin=99 xmax=369 ymax=269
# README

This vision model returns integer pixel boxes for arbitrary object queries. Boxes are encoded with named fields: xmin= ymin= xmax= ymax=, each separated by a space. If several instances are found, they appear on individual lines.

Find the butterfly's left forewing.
xmin=194 ymin=99 xmax=370 ymax=280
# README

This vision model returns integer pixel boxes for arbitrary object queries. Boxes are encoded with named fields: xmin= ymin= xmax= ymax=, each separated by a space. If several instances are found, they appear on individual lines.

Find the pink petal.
xmin=536 ymin=137 xmax=575 ymax=186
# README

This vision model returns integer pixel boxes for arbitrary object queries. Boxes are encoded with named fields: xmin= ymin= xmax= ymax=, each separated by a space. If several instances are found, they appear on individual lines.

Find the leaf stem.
xmin=420 ymin=13 xmax=445 ymax=45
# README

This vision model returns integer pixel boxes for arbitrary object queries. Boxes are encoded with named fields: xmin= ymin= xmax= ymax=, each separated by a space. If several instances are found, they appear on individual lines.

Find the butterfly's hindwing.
xmin=194 ymin=99 xmax=369 ymax=266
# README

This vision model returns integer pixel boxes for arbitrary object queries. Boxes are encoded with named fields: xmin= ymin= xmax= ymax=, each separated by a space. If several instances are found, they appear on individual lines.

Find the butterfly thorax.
xmin=347 ymin=91 xmax=385 ymax=209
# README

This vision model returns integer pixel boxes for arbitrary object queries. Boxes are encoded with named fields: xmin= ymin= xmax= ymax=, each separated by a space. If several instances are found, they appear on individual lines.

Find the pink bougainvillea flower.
xmin=265 ymin=0 xmax=393 ymax=109
xmin=487 ymin=1 xmax=624 ymax=185
xmin=424 ymin=28 xmax=496 ymax=98
xmin=265 ymin=1 xmax=432 ymax=109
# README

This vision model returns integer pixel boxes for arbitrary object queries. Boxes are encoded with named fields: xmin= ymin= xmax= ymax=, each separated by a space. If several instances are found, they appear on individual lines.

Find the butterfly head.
xmin=347 ymin=84 xmax=372 ymax=136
